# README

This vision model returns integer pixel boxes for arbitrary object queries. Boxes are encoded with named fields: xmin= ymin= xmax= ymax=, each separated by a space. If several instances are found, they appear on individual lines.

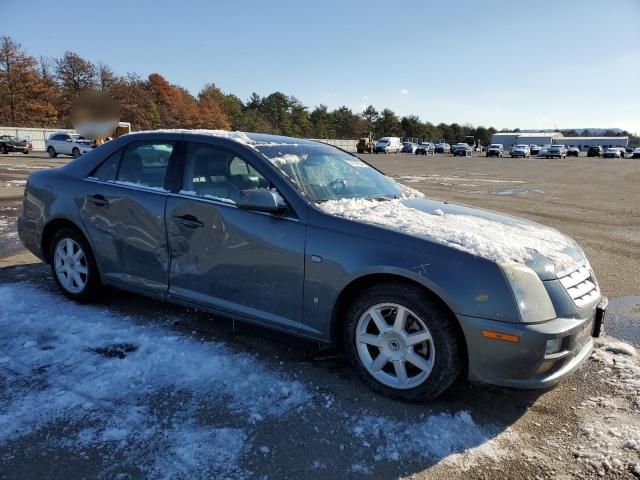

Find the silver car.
xmin=18 ymin=130 xmax=607 ymax=400
xmin=46 ymin=132 xmax=95 ymax=158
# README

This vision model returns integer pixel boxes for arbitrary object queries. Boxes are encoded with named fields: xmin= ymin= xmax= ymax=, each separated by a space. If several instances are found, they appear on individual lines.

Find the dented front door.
xmin=165 ymin=196 xmax=306 ymax=328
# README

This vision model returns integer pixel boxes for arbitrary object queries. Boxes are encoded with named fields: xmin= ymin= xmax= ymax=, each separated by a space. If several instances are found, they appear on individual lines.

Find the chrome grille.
xmin=559 ymin=265 xmax=600 ymax=308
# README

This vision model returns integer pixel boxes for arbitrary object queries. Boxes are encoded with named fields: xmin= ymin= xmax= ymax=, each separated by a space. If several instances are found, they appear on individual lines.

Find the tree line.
xmin=0 ymin=36 xmax=634 ymax=145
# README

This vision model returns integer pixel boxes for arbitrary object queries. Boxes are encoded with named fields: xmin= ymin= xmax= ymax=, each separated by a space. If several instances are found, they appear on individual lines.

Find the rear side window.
xmin=116 ymin=141 xmax=173 ymax=189
xmin=90 ymin=150 xmax=121 ymax=181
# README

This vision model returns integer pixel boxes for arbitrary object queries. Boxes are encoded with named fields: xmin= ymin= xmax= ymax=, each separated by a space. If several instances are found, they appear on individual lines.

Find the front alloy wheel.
xmin=345 ymin=282 xmax=463 ymax=400
xmin=356 ymin=303 xmax=435 ymax=389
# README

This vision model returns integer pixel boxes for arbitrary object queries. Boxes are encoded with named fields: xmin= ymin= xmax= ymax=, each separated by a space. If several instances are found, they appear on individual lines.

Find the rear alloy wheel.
xmin=345 ymin=283 xmax=462 ymax=400
xmin=72 ymin=147 xmax=81 ymax=158
xmin=50 ymin=228 xmax=100 ymax=302
xmin=47 ymin=146 xmax=57 ymax=158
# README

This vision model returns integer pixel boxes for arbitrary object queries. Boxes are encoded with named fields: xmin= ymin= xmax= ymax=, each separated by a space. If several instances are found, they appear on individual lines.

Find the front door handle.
xmin=87 ymin=194 xmax=109 ymax=206
xmin=172 ymin=214 xmax=204 ymax=229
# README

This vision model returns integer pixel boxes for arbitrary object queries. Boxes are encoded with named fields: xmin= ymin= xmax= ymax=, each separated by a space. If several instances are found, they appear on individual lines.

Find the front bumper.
xmin=457 ymin=298 xmax=606 ymax=389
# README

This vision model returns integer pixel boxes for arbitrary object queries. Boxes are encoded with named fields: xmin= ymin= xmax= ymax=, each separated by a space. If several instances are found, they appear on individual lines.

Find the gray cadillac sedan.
xmin=18 ymin=130 xmax=607 ymax=400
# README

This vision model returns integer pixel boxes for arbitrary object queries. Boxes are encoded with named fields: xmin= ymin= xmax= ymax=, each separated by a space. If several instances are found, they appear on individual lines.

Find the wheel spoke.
xmin=370 ymin=352 xmax=388 ymax=372
xmin=393 ymin=306 xmax=407 ymax=332
xmin=405 ymin=330 xmax=432 ymax=346
xmin=65 ymin=239 xmax=74 ymax=256
xmin=369 ymin=309 xmax=388 ymax=334
xmin=76 ymin=264 xmax=88 ymax=275
xmin=72 ymin=272 xmax=83 ymax=288
xmin=358 ymin=333 xmax=380 ymax=346
xmin=393 ymin=360 xmax=408 ymax=384
xmin=406 ymin=351 xmax=432 ymax=373
xmin=73 ymin=248 xmax=83 ymax=261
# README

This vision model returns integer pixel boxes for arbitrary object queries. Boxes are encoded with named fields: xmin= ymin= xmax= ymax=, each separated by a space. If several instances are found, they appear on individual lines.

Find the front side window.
xmin=256 ymin=144 xmax=402 ymax=203
xmin=116 ymin=141 xmax=173 ymax=189
xmin=182 ymin=142 xmax=269 ymax=204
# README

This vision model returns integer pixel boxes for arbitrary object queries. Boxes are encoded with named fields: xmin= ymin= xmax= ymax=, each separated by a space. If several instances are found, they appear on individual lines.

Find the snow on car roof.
xmin=135 ymin=129 xmax=310 ymax=148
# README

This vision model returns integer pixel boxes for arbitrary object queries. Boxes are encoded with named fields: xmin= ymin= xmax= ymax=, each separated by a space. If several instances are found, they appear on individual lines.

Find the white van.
xmin=374 ymin=137 xmax=401 ymax=154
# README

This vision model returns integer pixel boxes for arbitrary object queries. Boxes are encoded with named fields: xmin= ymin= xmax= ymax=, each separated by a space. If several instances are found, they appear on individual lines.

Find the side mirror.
xmin=66 ymin=138 xmax=72 ymax=142
xmin=237 ymin=189 xmax=286 ymax=214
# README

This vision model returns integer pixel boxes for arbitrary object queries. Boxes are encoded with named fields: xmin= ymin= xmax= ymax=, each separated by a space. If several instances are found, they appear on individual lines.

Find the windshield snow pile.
xmin=0 ymin=283 xmax=309 ymax=478
xmin=319 ymin=198 xmax=576 ymax=270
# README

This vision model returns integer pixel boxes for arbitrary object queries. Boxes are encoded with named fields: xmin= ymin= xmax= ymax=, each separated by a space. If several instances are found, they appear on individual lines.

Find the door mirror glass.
xmin=237 ymin=189 xmax=286 ymax=213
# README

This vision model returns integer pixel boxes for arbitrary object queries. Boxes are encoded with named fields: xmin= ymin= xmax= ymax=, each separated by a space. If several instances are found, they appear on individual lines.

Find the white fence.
xmin=311 ymin=139 xmax=358 ymax=152
xmin=0 ymin=126 xmax=77 ymax=151
xmin=0 ymin=126 xmax=359 ymax=153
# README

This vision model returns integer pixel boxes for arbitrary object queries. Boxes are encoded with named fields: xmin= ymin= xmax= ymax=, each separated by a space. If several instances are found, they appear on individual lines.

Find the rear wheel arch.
xmin=41 ymin=218 xmax=91 ymax=264
xmin=330 ymin=273 xmax=467 ymax=356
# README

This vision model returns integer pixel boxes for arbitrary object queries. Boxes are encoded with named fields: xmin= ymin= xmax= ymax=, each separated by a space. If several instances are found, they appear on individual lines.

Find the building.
xmin=490 ymin=132 xmax=562 ymax=149
xmin=490 ymin=132 xmax=629 ymax=150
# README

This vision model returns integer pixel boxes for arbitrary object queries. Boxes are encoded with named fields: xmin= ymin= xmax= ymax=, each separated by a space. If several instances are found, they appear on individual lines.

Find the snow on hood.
xmin=318 ymin=197 xmax=580 ymax=274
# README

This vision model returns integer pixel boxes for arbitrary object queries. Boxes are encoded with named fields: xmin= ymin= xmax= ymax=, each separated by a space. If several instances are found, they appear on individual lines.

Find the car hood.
xmin=320 ymin=196 xmax=585 ymax=280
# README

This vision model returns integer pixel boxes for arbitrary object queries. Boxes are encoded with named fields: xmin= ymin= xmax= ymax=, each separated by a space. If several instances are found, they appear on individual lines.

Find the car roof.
xmin=128 ymin=129 xmax=317 ymax=147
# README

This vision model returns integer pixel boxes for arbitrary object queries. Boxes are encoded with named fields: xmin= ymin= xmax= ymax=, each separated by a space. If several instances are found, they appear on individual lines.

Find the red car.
xmin=0 ymin=135 xmax=32 ymax=154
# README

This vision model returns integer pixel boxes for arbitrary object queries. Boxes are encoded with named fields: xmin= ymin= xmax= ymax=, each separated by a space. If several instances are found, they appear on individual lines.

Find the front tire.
xmin=0 ymin=145 xmax=7 ymax=154
xmin=344 ymin=282 xmax=463 ymax=401
xmin=72 ymin=147 xmax=81 ymax=158
xmin=49 ymin=228 xmax=101 ymax=302
xmin=47 ymin=146 xmax=57 ymax=158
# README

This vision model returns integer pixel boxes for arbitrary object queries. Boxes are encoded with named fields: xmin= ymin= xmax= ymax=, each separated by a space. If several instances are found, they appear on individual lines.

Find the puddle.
xmin=605 ymin=296 xmax=640 ymax=346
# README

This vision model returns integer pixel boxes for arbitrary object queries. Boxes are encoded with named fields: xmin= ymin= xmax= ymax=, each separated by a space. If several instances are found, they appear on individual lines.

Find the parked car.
xmin=510 ymin=144 xmax=530 ymax=158
xmin=0 ymin=135 xmax=32 ymax=154
xmin=401 ymin=142 xmax=417 ymax=154
xmin=374 ymin=137 xmax=401 ymax=154
xmin=631 ymin=147 xmax=640 ymax=159
xmin=434 ymin=143 xmax=450 ymax=154
xmin=546 ymin=145 xmax=567 ymax=159
xmin=538 ymin=144 xmax=552 ymax=157
xmin=485 ymin=144 xmax=504 ymax=157
xmin=18 ymin=130 xmax=606 ymax=400
xmin=529 ymin=145 xmax=541 ymax=155
xmin=603 ymin=147 xmax=623 ymax=158
xmin=587 ymin=146 xmax=603 ymax=157
xmin=567 ymin=147 xmax=580 ymax=157
xmin=415 ymin=142 xmax=435 ymax=155
xmin=46 ymin=133 xmax=96 ymax=158
xmin=452 ymin=143 xmax=472 ymax=156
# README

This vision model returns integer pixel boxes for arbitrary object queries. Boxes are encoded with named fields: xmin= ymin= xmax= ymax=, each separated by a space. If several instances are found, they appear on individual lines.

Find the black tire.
xmin=0 ymin=145 xmax=7 ymax=154
xmin=49 ymin=228 xmax=101 ymax=303
xmin=22 ymin=150 xmax=28 ymax=154
xmin=47 ymin=146 xmax=57 ymax=158
xmin=344 ymin=282 xmax=463 ymax=401
xmin=72 ymin=147 xmax=81 ymax=159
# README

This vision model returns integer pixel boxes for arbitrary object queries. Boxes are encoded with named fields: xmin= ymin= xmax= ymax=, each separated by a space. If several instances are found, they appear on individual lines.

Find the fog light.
xmin=545 ymin=338 xmax=563 ymax=355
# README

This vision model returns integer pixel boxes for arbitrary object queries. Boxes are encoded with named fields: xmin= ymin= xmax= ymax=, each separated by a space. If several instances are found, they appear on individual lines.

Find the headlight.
xmin=500 ymin=263 xmax=556 ymax=323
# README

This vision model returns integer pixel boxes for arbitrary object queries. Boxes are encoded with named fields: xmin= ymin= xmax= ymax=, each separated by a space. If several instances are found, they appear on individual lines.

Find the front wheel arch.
xmin=330 ymin=273 xmax=467 ymax=357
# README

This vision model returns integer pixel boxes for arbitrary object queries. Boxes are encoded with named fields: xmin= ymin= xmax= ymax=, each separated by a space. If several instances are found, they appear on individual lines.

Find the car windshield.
xmin=255 ymin=144 xmax=402 ymax=203
xmin=490 ymin=145 xmax=501 ymax=148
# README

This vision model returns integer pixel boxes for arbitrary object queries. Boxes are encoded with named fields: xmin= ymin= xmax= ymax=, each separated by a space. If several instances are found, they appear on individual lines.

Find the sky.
xmin=3 ymin=0 xmax=640 ymax=134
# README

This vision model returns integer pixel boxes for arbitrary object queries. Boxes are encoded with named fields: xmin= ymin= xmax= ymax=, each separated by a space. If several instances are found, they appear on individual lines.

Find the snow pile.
xmin=319 ymin=198 xmax=576 ymax=270
xmin=572 ymin=337 xmax=640 ymax=476
xmin=0 ymin=283 xmax=310 ymax=478
xmin=591 ymin=337 xmax=640 ymax=392
xmin=351 ymin=410 xmax=514 ymax=468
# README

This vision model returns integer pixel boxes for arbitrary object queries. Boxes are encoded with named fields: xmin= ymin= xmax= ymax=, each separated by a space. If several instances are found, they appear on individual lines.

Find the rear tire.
xmin=344 ymin=282 xmax=463 ymax=401
xmin=47 ymin=146 xmax=57 ymax=158
xmin=49 ymin=228 xmax=101 ymax=303
xmin=0 ymin=145 xmax=7 ymax=154
xmin=22 ymin=150 xmax=28 ymax=154
xmin=72 ymin=147 xmax=81 ymax=159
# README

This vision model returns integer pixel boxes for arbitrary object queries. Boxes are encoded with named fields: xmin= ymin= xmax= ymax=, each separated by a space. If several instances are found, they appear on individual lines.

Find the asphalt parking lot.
xmin=0 ymin=150 xmax=639 ymax=479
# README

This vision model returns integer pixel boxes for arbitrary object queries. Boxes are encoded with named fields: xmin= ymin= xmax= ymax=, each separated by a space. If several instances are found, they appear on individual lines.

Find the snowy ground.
xmin=0 ymin=279 xmax=639 ymax=479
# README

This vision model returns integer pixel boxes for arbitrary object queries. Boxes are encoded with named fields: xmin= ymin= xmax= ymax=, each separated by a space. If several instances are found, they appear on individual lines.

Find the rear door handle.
xmin=172 ymin=214 xmax=204 ymax=229
xmin=87 ymin=194 xmax=109 ymax=206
